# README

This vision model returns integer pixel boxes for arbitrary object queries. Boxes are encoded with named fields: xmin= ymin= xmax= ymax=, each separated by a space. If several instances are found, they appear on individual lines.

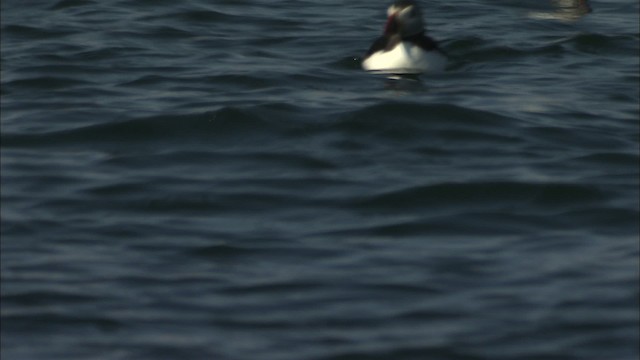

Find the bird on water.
xmin=362 ymin=0 xmax=447 ymax=74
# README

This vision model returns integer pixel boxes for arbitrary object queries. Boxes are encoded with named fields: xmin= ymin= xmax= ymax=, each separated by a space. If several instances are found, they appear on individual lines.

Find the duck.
xmin=362 ymin=0 xmax=447 ymax=74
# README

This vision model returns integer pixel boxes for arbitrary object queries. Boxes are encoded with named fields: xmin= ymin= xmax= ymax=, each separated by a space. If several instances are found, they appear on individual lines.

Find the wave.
xmin=50 ymin=0 xmax=94 ymax=10
xmin=443 ymin=32 xmax=639 ymax=69
xmin=2 ymin=312 xmax=122 ymax=332
xmin=444 ymin=36 xmax=565 ymax=66
xmin=3 ymin=76 xmax=94 ymax=91
xmin=1 ymin=101 xmax=517 ymax=147
xmin=555 ymin=33 xmax=640 ymax=55
xmin=1 ymin=105 xmax=295 ymax=148
xmin=358 ymin=181 xmax=606 ymax=210
xmin=1 ymin=25 xmax=75 ymax=40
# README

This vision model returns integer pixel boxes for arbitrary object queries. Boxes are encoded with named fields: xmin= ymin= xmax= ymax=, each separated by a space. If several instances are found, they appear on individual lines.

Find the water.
xmin=1 ymin=0 xmax=639 ymax=359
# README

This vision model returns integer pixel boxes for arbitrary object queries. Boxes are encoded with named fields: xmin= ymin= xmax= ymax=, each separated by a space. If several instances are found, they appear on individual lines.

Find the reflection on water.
xmin=383 ymin=75 xmax=426 ymax=93
xmin=529 ymin=0 xmax=592 ymax=22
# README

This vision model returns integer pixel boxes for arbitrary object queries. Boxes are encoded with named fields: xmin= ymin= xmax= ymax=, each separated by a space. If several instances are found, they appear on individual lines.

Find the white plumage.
xmin=362 ymin=41 xmax=447 ymax=74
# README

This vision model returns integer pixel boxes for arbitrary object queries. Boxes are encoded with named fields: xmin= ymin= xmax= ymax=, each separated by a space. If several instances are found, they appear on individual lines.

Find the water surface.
xmin=2 ymin=0 xmax=639 ymax=359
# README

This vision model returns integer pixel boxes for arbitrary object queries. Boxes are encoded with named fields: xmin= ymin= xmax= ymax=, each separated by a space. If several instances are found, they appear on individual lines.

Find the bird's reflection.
xmin=529 ymin=0 xmax=592 ymax=22
xmin=383 ymin=74 xmax=426 ymax=93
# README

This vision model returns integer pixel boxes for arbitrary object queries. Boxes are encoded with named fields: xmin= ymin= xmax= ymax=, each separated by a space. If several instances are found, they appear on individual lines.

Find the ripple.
xmin=50 ymin=0 xmax=94 ymax=10
xmin=4 ymin=76 xmax=92 ymax=90
xmin=3 ymin=312 xmax=123 ymax=333
xmin=358 ymin=181 xmax=606 ymax=211
xmin=561 ymin=32 xmax=640 ymax=55
xmin=330 ymin=102 xmax=516 ymax=142
xmin=1 ymin=25 xmax=74 ymax=40
xmin=1 ymin=105 xmax=297 ymax=147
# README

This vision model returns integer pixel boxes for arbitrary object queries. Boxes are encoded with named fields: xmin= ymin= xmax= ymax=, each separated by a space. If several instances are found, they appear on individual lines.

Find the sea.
xmin=1 ymin=0 xmax=639 ymax=359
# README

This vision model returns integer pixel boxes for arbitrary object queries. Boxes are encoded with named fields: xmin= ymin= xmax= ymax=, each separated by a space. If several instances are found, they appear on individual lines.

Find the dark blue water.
xmin=2 ymin=0 xmax=639 ymax=359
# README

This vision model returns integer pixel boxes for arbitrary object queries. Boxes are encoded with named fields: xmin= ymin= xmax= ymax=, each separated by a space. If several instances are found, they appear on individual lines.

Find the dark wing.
xmin=413 ymin=34 xmax=447 ymax=56
xmin=364 ymin=36 xmax=390 ymax=57
xmin=364 ymin=35 xmax=404 ymax=58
